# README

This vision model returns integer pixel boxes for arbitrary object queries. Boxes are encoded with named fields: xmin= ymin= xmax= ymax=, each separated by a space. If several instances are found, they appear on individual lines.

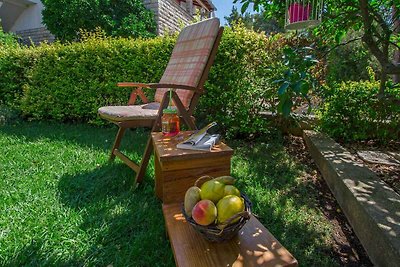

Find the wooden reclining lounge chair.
xmin=98 ymin=18 xmax=224 ymax=186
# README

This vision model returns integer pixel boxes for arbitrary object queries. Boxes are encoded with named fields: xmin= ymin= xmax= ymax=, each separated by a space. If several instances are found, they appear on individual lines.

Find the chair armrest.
xmin=148 ymin=83 xmax=199 ymax=91
xmin=118 ymin=82 xmax=199 ymax=105
xmin=117 ymin=82 xmax=151 ymax=88
xmin=118 ymin=82 xmax=199 ymax=91
xmin=117 ymin=82 xmax=150 ymax=105
xmin=129 ymin=88 xmax=148 ymax=105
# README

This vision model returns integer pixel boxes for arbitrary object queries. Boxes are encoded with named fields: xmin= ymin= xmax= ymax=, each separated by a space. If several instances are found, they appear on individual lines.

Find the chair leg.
xmin=172 ymin=91 xmax=197 ymax=130
xmin=135 ymin=91 xmax=170 ymax=184
xmin=134 ymin=136 xmax=153 ymax=184
xmin=110 ymin=127 xmax=126 ymax=161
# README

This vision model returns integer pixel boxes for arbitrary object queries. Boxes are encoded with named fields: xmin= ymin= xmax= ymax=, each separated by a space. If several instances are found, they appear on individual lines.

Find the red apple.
xmin=192 ymin=199 xmax=217 ymax=226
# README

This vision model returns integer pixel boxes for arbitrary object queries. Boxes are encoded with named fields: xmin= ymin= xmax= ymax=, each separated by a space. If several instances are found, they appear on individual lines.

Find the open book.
xmin=177 ymin=122 xmax=220 ymax=151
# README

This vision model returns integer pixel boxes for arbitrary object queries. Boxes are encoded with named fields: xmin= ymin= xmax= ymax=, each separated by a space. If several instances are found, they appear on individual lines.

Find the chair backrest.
xmin=154 ymin=18 xmax=222 ymax=109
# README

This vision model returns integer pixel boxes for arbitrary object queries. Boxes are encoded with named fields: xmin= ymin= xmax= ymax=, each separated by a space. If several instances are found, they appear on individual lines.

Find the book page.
xmin=181 ymin=122 xmax=217 ymax=145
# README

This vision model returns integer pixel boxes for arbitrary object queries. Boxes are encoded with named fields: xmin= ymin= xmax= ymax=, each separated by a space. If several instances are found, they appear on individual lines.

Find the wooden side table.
xmin=151 ymin=131 xmax=234 ymax=204
xmin=162 ymin=203 xmax=298 ymax=267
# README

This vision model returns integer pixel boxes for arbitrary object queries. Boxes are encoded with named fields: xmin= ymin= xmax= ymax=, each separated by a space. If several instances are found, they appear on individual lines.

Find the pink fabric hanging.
xmin=288 ymin=3 xmax=311 ymax=23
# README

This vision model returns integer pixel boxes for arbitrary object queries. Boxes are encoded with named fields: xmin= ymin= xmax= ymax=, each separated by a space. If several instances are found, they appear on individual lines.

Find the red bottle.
xmin=162 ymin=108 xmax=180 ymax=136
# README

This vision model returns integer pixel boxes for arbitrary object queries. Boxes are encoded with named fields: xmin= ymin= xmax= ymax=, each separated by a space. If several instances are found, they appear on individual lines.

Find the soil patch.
xmin=284 ymin=135 xmax=373 ymax=267
xmin=341 ymin=140 xmax=400 ymax=195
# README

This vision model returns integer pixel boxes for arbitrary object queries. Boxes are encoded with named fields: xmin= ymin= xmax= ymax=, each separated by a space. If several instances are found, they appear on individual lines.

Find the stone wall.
xmin=16 ymin=27 xmax=55 ymax=46
xmin=144 ymin=0 xmax=194 ymax=35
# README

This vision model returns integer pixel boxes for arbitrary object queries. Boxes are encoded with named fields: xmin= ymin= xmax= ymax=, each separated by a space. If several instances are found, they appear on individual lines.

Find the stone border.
xmin=303 ymin=130 xmax=400 ymax=267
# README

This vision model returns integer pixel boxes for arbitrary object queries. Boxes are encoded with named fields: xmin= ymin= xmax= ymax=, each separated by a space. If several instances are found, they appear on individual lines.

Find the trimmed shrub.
xmin=198 ymin=26 xmax=286 ymax=138
xmin=318 ymin=81 xmax=400 ymax=141
xmin=0 ymin=26 xmax=19 ymax=48
xmin=18 ymin=36 xmax=174 ymax=123
xmin=0 ymin=47 xmax=38 ymax=108
xmin=0 ymin=25 xmax=304 ymax=137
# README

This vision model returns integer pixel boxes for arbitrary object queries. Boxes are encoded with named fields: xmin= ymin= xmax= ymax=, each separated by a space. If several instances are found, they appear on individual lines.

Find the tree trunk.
xmin=392 ymin=6 xmax=400 ymax=83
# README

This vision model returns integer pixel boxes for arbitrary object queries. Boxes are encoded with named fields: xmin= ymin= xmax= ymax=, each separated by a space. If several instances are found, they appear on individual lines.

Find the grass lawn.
xmin=0 ymin=120 xmax=339 ymax=266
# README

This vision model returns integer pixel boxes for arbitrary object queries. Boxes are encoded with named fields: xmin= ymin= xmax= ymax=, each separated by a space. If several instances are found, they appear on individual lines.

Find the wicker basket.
xmin=182 ymin=193 xmax=252 ymax=243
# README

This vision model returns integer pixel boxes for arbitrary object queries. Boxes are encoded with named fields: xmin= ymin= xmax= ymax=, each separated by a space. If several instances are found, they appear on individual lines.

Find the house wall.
xmin=144 ymin=0 xmax=194 ymax=35
xmin=10 ymin=0 xmax=43 ymax=31
xmin=5 ymin=0 xmax=55 ymax=44
xmin=1 ymin=2 xmax=21 ymax=31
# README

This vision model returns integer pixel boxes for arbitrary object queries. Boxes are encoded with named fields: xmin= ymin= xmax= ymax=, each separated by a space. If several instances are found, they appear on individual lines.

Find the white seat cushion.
xmin=98 ymin=103 xmax=159 ymax=121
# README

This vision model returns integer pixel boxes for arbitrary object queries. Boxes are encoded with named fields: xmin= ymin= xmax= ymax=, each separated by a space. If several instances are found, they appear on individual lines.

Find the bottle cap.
xmin=163 ymin=107 xmax=177 ymax=114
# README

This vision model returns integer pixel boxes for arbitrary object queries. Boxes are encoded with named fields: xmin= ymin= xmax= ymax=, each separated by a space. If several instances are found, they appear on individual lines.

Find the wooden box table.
xmin=152 ymin=131 xmax=234 ymax=204
xmin=162 ymin=203 xmax=298 ymax=267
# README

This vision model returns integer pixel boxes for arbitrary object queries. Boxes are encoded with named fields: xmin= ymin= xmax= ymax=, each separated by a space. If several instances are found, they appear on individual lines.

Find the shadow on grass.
xmin=230 ymin=135 xmax=339 ymax=266
xmin=57 ymin=164 xmax=173 ymax=266
xmin=58 ymin=163 xmax=134 ymax=208
xmin=1 ymin=120 xmax=172 ymax=266
xmin=3 ymin=239 xmax=85 ymax=267
xmin=3 ymin=163 xmax=174 ymax=266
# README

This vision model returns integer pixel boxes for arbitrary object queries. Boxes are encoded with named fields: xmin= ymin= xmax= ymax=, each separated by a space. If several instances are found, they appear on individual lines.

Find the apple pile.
xmin=184 ymin=175 xmax=245 ymax=227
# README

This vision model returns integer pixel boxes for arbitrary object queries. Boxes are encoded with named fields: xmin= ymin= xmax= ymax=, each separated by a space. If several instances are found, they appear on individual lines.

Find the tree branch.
xmin=389 ymin=40 xmax=400 ymax=53
xmin=384 ymin=63 xmax=400 ymax=74
xmin=362 ymin=35 xmax=387 ymax=66
xmin=370 ymin=7 xmax=391 ymax=37
xmin=322 ymin=37 xmax=363 ymax=58
xmin=360 ymin=0 xmax=390 ymax=69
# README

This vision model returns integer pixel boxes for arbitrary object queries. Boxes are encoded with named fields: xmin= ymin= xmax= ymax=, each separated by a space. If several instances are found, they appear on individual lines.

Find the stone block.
xmin=303 ymin=130 xmax=400 ymax=267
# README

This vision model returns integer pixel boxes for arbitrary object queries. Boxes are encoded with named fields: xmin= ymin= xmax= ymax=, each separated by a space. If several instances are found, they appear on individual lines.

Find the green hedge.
xmin=0 ymin=47 xmax=34 ymax=108
xmin=198 ymin=26 xmax=286 ymax=137
xmin=22 ymin=36 xmax=174 ymax=122
xmin=0 ymin=26 xmax=19 ymax=48
xmin=0 ymin=25 xmax=288 ymax=137
xmin=318 ymin=81 xmax=400 ymax=141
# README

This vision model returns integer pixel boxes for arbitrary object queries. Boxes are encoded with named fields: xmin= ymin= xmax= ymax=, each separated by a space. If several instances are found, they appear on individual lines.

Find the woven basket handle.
xmin=217 ymin=211 xmax=251 ymax=234
xmin=195 ymin=175 xmax=213 ymax=187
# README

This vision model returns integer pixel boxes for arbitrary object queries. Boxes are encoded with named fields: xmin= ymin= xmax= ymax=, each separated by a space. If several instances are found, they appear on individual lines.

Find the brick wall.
xmin=144 ymin=0 xmax=194 ymax=35
xmin=15 ymin=27 xmax=55 ymax=46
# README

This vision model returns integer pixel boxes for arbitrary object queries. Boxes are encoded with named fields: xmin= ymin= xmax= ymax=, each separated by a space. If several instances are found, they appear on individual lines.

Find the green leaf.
xmin=278 ymin=82 xmax=290 ymax=95
xmin=300 ymin=81 xmax=310 ymax=95
xmin=293 ymin=81 xmax=302 ymax=93
xmin=283 ymin=49 xmax=295 ymax=60
xmin=282 ymin=99 xmax=293 ymax=117
xmin=241 ymin=2 xmax=250 ymax=14
xmin=253 ymin=0 xmax=260 ymax=12
xmin=335 ymin=30 xmax=346 ymax=44
xmin=273 ymin=79 xmax=284 ymax=84
xmin=284 ymin=69 xmax=292 ymax=77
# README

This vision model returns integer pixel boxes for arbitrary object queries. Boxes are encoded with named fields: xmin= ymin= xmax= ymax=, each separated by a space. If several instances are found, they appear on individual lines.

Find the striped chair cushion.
xmin=98 ymin=103 xmax=159 ymax=121
xmin=154 ymin=18 xmax=220 ymax=108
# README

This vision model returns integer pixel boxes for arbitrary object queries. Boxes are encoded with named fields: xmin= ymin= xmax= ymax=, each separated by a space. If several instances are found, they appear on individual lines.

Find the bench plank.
xmin=163 ymin=203 xmax=298 ymax=267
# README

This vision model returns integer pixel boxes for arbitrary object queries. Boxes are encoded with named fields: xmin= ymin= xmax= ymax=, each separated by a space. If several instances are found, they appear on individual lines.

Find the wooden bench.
xmin=152 ymin=132 xmax=298 ymax=267
xmin=163 ymin=203 xmax=298 ymax=267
